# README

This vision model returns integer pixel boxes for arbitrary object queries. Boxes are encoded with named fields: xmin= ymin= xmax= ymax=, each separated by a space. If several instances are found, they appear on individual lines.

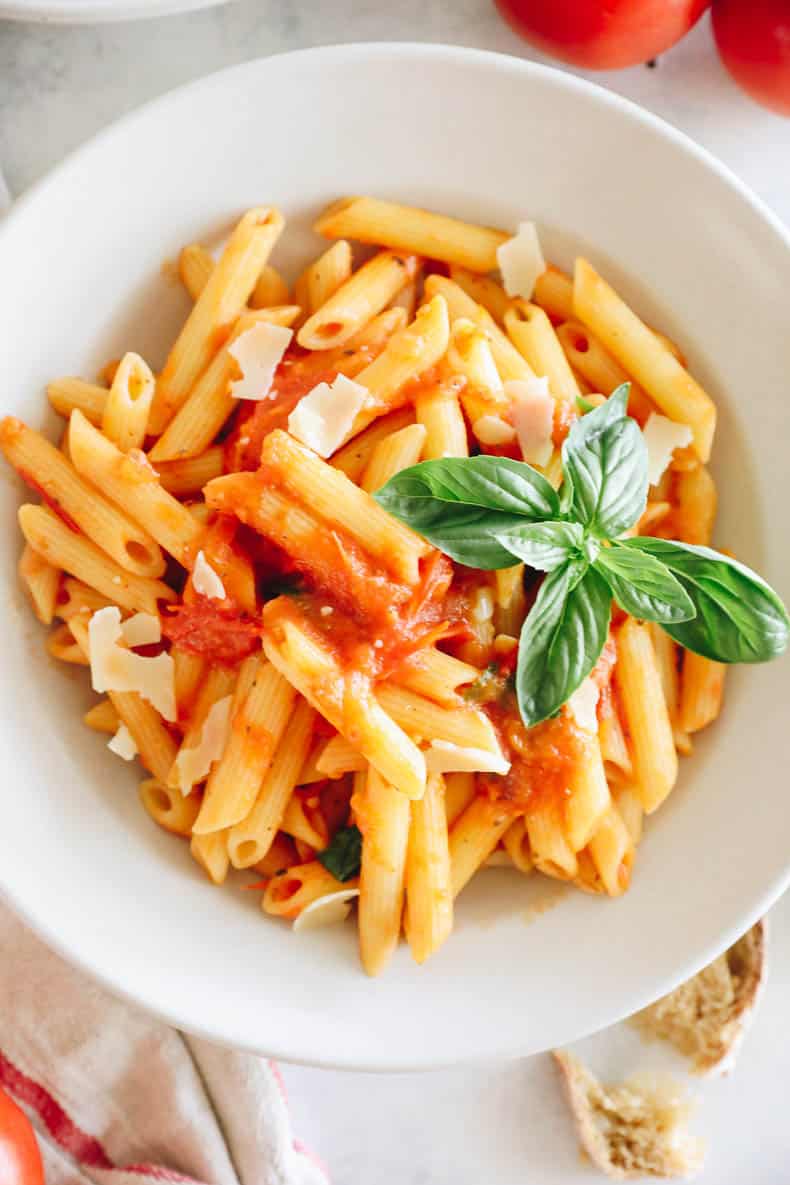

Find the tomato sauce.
xmin=552 ymin=399 xmax=578 ymax=447
xmin=161 ymin=597 xmax=261 ymax=665
xmin=481 ymin=706 xmax=586 ymax=816
xmin=18 ymin=467 xmax=80 ymax=533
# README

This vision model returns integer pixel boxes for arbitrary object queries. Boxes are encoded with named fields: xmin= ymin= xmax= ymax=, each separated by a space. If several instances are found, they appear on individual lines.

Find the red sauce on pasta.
xmin=17 ymin=467 xmax=81 ymax=533
xmin=482 ymin=707 xmax=585 ymax=815
xmin=161 ymin=597 xmax=261 ymax=665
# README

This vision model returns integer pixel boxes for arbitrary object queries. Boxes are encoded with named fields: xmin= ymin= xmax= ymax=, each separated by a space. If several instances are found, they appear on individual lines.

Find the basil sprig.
xmin=317 ymin=824 xmax=362 ymax=882
xmin=375 ymin=385 xmax=789 ymax=728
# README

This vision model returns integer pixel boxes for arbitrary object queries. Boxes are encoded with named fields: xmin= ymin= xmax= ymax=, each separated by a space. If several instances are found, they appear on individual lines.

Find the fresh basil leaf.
xmin=375 ymin=456 xmax=560 ymax=520
xmin=316 ymin=824 xmax=362 ymax=882
xmin=493 ymin=520 xmax=584 ymax=572
xmin=622 ymin=538 xmax=789 ymax=662
xmin=595 ymin=543 xmax=696 ymax=624
xmin=516 ymin=559 xmax=612 ymax=727
xmin=394 ymin=506 xmax=541 ymax=569
xmin=561 ymin=384 xmax=648 ymax=538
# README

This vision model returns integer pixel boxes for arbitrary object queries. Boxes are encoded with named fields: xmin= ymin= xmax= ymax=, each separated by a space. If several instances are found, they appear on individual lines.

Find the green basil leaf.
xmin=561 ymin=384 xmax=648 ymax=538
xmin=595 ymin=543 xmax=696 ymax=624
xmin=395 ymin=506 xmax=540 ymax=569
xmin=493 ymin=520 xmax=584 ymax=572
xmin=316 ymin=824 xmax=362 ymax=882
xmin=516 ymin=559 xmax=612 ymax=727
xmin=375 ymin=456 xmax=560 ymax=520
xmin=622 ymin=538 xmax=789 ymax=662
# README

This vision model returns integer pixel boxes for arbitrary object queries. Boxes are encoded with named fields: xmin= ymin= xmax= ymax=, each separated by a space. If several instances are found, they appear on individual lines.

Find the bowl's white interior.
xmin=1 ymin=45 xmax=788 ymax=1070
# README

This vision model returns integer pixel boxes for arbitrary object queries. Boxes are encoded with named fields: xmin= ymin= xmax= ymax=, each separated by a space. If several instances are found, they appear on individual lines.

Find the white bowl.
xmin=1 ymin=44 xmax=788 ymax=1071
xmin=0 ymin=0 xmax=229 ymax=23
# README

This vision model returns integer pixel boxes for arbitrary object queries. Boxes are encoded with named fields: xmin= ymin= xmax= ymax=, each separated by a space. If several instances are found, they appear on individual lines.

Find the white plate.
xmin=1 ymin=44 xmax=788 ymax=1071
xmin=0 ymin=0 xmax=228 ymax=23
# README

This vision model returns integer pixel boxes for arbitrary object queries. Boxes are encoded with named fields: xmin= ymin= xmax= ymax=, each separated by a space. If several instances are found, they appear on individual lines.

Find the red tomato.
xmin=494 ymin=0 xmax=710 ymax=69
xmin=0 ymin=1087 xmax=44 ymax=1185
xmin=713 ymin=0 xmax=790 ymax=116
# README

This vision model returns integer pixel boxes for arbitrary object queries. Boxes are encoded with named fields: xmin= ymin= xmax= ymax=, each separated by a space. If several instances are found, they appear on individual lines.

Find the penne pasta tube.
xmin=194 ymin=659 xmax=296 ymax=834
xmin=314 ymin=195 xmax=507 ymax=272
xmin=526 ymin=798 xmax=578 ymax=880
xmin=573 ymin=258 xmax=716 ymax=460
xmin=376 ymin=684 xmax=501 ymax=752
xmin=406 ymin=773 xmax=453 ymax=964
xmin=69 ymin=411 xmax=202 ymax=567
xmin=151 ymin=206 xmax=285 ymax=433
xmin=615 ymin=618 xmax=678 ymax=813
xmin=168 ymin=664 xmax=237 ymax=791
xmin=330 ymin=407 xmax=415 ymax=481
xmin=258 ymin=429 xmax=431 ymax=585
xmin=344 ymin=305 xmax=408 ymax=351
xmin=415 ymin=383 xmax=469 ymax=460
xmin=493 ymin=564 xmax=526 ymax=636
xmin=588 ymin=802 xmax=634 ymax=896
xmin=55 ymin=577 xmax=114 ymax=622
xmin=504 ymin=301 xmax=581 ymax=408
xmin=360 ymin=423 xmax=427 ymax=493
xmin=83 ymin=697 xmax=120 ymax=734
xmin=449 ymin=265 xmax=511 ymax=324
xmin=155 ymin=446 xmax=225 ymax=497
xmin=250 ymin=264 xmax=290 ymax=310
xmin=443 ymin=771 xmax=476 ymax=827
xmin=532 ymin=264 xmax=574 ymax=322
xmin=648 ymin=623 xmax=690 ymax=754
xmin=1 ymin=417 xmax=166 ymax=578
xmin=178 ymin=244 xmax=214 ymax=301
xmin=47 ymin=377 xmax=107 ymax=426
xmin=262 ymin=604 xmax=426 ymax=800
xmin=612 ymin=784 xmax=644 ymax=846
xmin=101 ymin=352 xmax=155 ymax=452
xmin=679 ymin=651 xmax=726 ymax=734
xmin=555 ymin=320 xmax=654 ymax=424
xmin=673 ymin=465 xmax=717 ymax=546
xmin=281 ymin=791 xmax=328 ymax=852
xmin=599 ymin=698 xmax=633 ymax=778
xmin=47 ymin=621 xmax=89 ymax=664
xmin=263 ymin=860 xmax=351 ymax=919
xmin=190 ymin=831 xmax=230 ymax=885
xmin=172 ymin=649 xmax=206 ymax=721
xmin=393 ymin=647 xmax=479 ymax=707
xmin=564 ymin=732 xmax=611 ymax=853
xmin=253 ymin=832 xmax=299 ymax=878
xmin=343 ymin=295 xmax=451 ymax=439
xmin=139 ymin=779 xmax=201 ymax=837
xmin=227 ymin=698 xmax=316 ymax=868
xmin=298 ymin=249 xmax=416 ymax=351
xmin=19 ymin=543 xmax=60 ymax=625
xmin=314 ymin=734 xmax=367 ymax=779
xmin=355 ymin=767 xmax=411 ymax=976
xmin=447 ymin=319 xmax=505 ymax=399
xmin=449 ymin=793 xmax=514 ymax=897
xmin=19 ymin=504 xmax=174 ymax=615
xmin=502 ymin=817 xmax=533 ymax=874
xmin=424 ymin=274 xmax=534 ymax=383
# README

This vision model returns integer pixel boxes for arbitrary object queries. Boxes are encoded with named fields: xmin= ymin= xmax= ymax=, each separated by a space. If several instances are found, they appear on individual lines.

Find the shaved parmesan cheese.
xmin=293 ymin=889 xmax=360 ymax=932
xmin=642 ymin=413 xmax=694 ymax=486
xmin=121 ymin=612 xmax=161 ymax=648
xmin=173 ymin=694 xmax=233 ymax=795
xmin=497 ymin=221 xmax=546 ymax=299
xmin=425 ymin=739 xmax=511 ymax=776
xmin=107 ymin=724 xmax=138 ymax=761
xmin=473 ymin=414 xmax=516 ymax=446
xmin=567 ymin=677 xmax=600 ymax=734
xmin=228 ymin=322 xmax=293 ymax=401
xmin=88 ymin=606 xmax=176 ymax=722
xmin=192 ymin=550 xmax=226 ymax=601
xmin=506 ymin=376 xmax=554 ymax=466
xmin=288 ymin=374 xmax=370 ymax=458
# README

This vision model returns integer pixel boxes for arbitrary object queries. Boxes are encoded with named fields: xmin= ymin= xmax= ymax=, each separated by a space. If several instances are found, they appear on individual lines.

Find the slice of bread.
xmin=553 ymin=1050 xmax=704 ymax=1180
xmin=633 ymin=920 xmax=766 ymax=1075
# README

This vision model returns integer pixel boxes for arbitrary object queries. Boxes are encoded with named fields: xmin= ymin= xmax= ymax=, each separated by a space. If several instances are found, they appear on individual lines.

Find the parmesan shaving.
xmin=173 ymin=695 xmax=233 ymax=795
xmin=473 ymin=414 xmax=516 ymax=446
xmin=293 ymin=889 xmax=360 ymax=932
xmin=120 ymin=612 xmax=161 ymax=648
xmin=228 ymin=322 xmax=293 ymax=401
xmin=88 ymin=606 xmax=176 ymax=722
xmin=567 ymin=677 xmax=600 ymax=734
xmin=497 ymin=221 xmax=546 ymax=299
xmin=506 ymin=376 xmax=554 ymax=466
xmin=425 ymin=739 xmax=511 ymax=776
xmin=288 ymin=374 xmax=371 ymax=458
xmin=107 ymin=724 xmax=138 ymax=761
xmin=642 ymin=413 xmax=694 ymax=486
xmin=192 ymin=550 xmax=226 ymax=601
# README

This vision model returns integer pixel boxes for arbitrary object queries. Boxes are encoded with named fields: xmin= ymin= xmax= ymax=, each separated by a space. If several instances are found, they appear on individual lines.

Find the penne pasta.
xmin=564 ymin=732 xmax=611 ymax=853
xmin=679 ymin=651 xmax=726 ymax=734
xmin=83 ymin=698 xmax=120 ymax=734
xmin=588 ymin=802 xmax=635 ymax=897
xmin=315 ymin=195 xmax=507 ymax=272
xmin=415 ymin=382 xmax=469 ymax=460
xmin=314 ymin=733 xmax=367 ymax=779
xmin=47 ymin=377 xmax=108 ymax=426
xmin=190 ymin=830 xmax=230 ymax=885
xmin=155 ymin=446 xmax=225 ymax=497
xmin=376 ymin=683 xmax=501 ymax=752
xmin=250 ymin=264 xmax=290 ymax=310
xmin=355 ymin=767 xmax=411 ymax=976
xmin=47 ymin=621 xmax=89 ymax=665
xmin=178 ymin=243 xmax=214 ymax=301
xmin=406 ymin=773 xmax=453 ymax=964
xmin=673 ymin=465 xmax=717 ymax=546
xmin=443 ymin=771 xmax=477 ymax=828
xmin=18 ymin=543 xmax=60 ymax=625
xmin=504 ymin=301 xmax=581 ymax=408
xmin=393 ymin=647 xmax=478 ymax=707
xmin=424 ymin=274 xmax=534 ymax=383
xmin=168 ymin=664 xmax=236 ymax=792
xmin=526 ymin=798 xmax=578 ymax=880
xmin=298 ymin=249 xmax=416 ymax=350
xmin=532 ymin=264 xmax=574 ymax=322
xmin=140 ymin=779 xmax=202 ymax=837
xmin=449 ymin=794 xmax=514 ymax=897
xmin=573 ymin=258 xmax=716 ymax=460
xmin=330 ymin=407 xmax=415 ymax=481
xmin=360 ymin=423 xmax=427 ymax=493
xmin=615 ymin=618 xmax=678 ymax=813
xmin=502 ymin=817 xmax=533 ymax=875
xmin=101 ymin=352 xmax=155 ymax=452
xmin=449 ymin=265 xmax=511 ymax=324
xmin=263 ymin=860 xmax=352 ymax=919
xmin=555 ymin=320 xmax=654 ymax=424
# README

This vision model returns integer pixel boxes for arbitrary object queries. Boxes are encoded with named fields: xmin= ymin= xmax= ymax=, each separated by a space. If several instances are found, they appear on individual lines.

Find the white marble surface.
xmin=1 ymin=6 xmax=790 ymax=1183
